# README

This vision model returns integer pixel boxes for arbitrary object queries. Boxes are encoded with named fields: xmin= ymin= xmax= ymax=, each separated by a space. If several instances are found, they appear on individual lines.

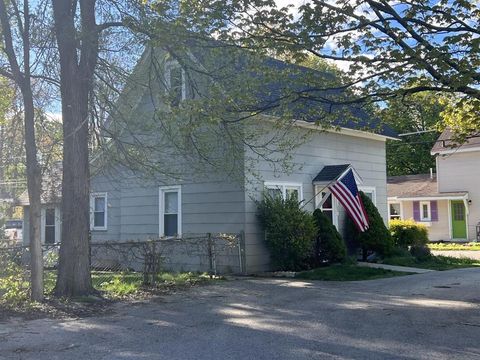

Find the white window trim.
xmin=40 ymin=207 xmax=61 ymax=244
xmin=420 ymin=200 xmax=431 ymax=222
xmin=318 ymin=190 xmax=339 ymax=228
xmin=90 ymin=192 xmax=108 ymax=231
xmin=264 ymin=181 xmax=304 ymax=201
xmin=159 ymin=186 xmax=182 ymax=238
xmin=359 ymin=186 xmax=376 ymax=205
xmin=165 ymin=62 xmax=186 ymax=101
xmin=388 ymin=201 xmax=403 ymax=220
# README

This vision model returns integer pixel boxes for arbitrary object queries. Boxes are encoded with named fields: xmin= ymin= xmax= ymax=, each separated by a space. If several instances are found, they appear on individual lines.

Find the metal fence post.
xmin=239 ymin=231 xmax=246 ymax=275
xmin=207 ymin=233 xmax=213 ymax=275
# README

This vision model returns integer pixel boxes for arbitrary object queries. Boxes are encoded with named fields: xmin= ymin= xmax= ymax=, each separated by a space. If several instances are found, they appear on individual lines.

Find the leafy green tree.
xmin=155 ymin=0 xmax=480 ymax=139
xmin=379 ymin=92 xmax=444 ymax=176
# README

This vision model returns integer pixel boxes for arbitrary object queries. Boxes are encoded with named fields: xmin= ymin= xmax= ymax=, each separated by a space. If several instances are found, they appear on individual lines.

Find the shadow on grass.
xmin=295 ymin=264 xmax=413 ymax=281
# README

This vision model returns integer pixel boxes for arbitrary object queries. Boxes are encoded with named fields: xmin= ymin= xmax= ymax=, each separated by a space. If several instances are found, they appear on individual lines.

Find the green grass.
xmin=43 ymin=270 xmax=214 ymax=298
xmin=383 ymin=255 xmax=480 ymax=271
xmin=295 ymin=264 xmax=412 ymax=281
xmin=429 ymin=242 xmax=480 ymax=251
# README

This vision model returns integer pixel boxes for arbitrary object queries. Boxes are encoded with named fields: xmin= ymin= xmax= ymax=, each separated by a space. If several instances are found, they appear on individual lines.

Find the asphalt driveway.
xmin=1 ymin=269 xmax=480 ymax=360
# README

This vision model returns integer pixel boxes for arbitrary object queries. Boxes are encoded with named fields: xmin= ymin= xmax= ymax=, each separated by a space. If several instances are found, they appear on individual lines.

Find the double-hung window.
xmin=44 ymin=208 xmax=56 ymax=244
xmin=159 ymin=186 xmax=182 ymax=237
xmin=389 ymin=203 xmax=402 ymax=220
xmin=264 ymin=182 xmax=303 ymax=201
xmin=166 ymin=62 xmax=186 ymax=107
xmin=90 ymin=193 xmax=107 ymax=230
xmin=420 ymin=201 xmax=431 ymax=221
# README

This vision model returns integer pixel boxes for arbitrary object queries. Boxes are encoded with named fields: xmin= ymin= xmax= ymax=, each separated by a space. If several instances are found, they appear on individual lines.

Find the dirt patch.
xmin=0 ymin=280 xmax=214 ymax=322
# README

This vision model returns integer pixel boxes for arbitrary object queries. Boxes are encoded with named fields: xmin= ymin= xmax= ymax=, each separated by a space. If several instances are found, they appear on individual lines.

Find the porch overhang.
xmin=388 ymin=192 xmax=468 ymax=202
xmin=312 ymin=164 xmax=364 ymax=186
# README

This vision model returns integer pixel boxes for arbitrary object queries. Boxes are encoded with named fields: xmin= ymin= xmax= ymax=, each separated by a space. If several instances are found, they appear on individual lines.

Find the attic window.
xmin=166 ymin=62 xmax=186 ymax=107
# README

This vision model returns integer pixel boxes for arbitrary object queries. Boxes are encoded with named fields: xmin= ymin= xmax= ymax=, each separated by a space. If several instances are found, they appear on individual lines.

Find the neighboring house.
xmin=20 ymin=41 xmax=396 ymax=272
xmin=388 ymin=129 xmax=480 ymax=242
xmin=17 ymin=166 xmax=62 ymax=245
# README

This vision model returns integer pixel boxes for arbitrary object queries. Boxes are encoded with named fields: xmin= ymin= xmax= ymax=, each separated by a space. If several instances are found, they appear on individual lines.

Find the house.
xmin=387 ymin=129 xmax=480 ymax=242
xmin=21 ymin=40 xmax=396 ymax=273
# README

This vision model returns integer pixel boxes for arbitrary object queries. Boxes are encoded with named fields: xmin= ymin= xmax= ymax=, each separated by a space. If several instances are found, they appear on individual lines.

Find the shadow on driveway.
xmin=1 ymin=268 xmax=480 ymax=360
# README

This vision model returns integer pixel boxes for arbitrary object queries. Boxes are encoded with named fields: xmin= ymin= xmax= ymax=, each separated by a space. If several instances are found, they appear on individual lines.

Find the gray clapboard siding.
xmin=242 ymin=126 xmax=387 ymax=272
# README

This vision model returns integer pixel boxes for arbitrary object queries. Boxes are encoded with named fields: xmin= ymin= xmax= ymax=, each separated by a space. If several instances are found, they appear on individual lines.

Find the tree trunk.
xmin=0 ymin=0 xmax=43 ymax=302
xmin=53 ymin=0 xmax=97 ymax=297
xmin=23 ymin=93 xmax=43 ymax=302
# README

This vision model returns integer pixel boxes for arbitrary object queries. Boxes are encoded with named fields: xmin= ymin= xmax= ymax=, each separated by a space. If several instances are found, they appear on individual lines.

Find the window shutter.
xmin=431 ymin=200 xmax=438 ymax=221
xmin=413 ymin=201 xmax=420 ymax=221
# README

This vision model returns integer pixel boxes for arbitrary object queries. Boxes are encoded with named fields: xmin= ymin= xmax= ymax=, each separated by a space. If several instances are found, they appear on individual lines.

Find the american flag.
xmin=329 ymin=169 xmax=369 ymax=232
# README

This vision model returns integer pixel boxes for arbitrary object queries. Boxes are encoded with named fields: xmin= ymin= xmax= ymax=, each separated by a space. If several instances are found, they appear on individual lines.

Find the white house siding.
xmin=399 ymin=199 xmax=451 ymax=241
xmin=437 ymin=151 xmax=480 ymax=241
xmin=243 ymin=126 xmax=388 ymax=272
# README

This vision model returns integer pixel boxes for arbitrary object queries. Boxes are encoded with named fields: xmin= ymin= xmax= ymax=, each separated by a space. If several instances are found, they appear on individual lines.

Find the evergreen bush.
xmin=312 ymin=209 xmax=346 ymax=265
xmin=346 ymin=192 xmax=394 ymax=259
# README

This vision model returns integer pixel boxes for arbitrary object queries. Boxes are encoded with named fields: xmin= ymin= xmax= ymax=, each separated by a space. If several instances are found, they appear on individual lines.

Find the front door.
xmin=451 ymin=200 xmax=467 ymax=239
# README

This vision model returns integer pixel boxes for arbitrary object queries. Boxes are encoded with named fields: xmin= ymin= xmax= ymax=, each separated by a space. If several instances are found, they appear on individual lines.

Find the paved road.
xmin=1 ymin=269 xmax=480 ymax=360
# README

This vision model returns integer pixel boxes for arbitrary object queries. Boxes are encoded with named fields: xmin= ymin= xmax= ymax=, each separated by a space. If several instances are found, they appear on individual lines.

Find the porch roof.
xmin=313 ymin=164 xmax=351 ymax=183
xmin=387 ymin=173 xmax=468 ymax=201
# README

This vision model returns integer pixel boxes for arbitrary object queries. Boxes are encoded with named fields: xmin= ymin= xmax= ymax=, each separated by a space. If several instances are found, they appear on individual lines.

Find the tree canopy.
xmin=151 ymin=0 xmax=480 ymax=139
xmin=379 ymin=92 xmax=444 ymax=176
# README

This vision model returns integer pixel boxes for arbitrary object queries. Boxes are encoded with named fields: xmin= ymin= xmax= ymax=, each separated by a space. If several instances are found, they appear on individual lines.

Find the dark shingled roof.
xmin=387 ymin=173 xmax=467 ymax=199
xmin=313 ymin=164 xmax=351 ymax=183
xmin=184 ymin=39 xmax=398 ymax=139
xmin=431 ymin=128 xmax=480 ymax=154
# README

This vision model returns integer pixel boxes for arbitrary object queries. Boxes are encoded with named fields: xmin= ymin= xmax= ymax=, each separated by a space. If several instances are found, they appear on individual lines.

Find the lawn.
xmin=295 ymin=264 xmax=412 ymax=281
xmin=44 ymin=270 xmax=214 ymax=298
xmin=382 ymin=255 xmax=480 ymax=271
xmin=428 ymin=242 xmax=480 ymax=251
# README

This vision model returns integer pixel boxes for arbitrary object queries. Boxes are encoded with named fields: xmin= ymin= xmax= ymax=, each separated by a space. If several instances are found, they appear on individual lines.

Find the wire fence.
xmin=0 ymin=233 xmax=245 ymax=297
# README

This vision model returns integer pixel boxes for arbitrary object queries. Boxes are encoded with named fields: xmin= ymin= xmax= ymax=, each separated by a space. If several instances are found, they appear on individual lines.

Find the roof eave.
xmin=388 ymin=194 xmax=468 ymax=201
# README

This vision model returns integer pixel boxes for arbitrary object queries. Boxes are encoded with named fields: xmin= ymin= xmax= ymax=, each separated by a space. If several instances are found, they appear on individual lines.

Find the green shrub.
xmin=346 ymin=192 xmax=394 ymax=259
xmin=0 ymin=255 xmax=30 ymax=306
xmin=410 ymin=245 xmax=431 ymax=259
xmin=389 ymin=219 xmax=429 ymax=249
xmin=312 ymin=209 xmax=346 ymax=265
xmin=257 ymin=194 xmax=317 ymax=271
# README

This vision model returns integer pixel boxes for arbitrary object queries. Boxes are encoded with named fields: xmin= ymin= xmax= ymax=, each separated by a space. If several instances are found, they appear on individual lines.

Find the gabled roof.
xmin=431 ymin=128 xmax=480 ymax=155
xmin=387 ymin=173 xmax=467 ymax=200
xmin=16 ymin=164 xmax=62 ymax=206
xmin=313 ymin=164 xmax=351 ymax=183
xmin=179 ymin=38 xmax=398 ymax=139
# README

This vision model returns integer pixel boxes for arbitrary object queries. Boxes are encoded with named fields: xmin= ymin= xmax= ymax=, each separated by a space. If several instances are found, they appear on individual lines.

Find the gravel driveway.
xmin=1 ymin=269 xmax=480 ymax=360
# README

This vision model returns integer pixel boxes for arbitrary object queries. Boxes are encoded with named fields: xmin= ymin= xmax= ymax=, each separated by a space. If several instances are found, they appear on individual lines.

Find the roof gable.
xmin=431 ymin=128 xmax=480 ymax=154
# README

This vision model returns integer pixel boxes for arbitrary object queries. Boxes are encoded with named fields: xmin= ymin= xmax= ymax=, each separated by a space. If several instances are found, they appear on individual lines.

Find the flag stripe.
xmin=336 ymin=182 xmax=368 ymax=227
xmin=330 ymin=183 xmax=366 ymax=231
xmin=331 ymin=182 xmax=366 ymax=230
xmin=332 ymin=189 xmax=365 ymax=232
xmin=327 ymin=168 xmax=369 ymax=232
